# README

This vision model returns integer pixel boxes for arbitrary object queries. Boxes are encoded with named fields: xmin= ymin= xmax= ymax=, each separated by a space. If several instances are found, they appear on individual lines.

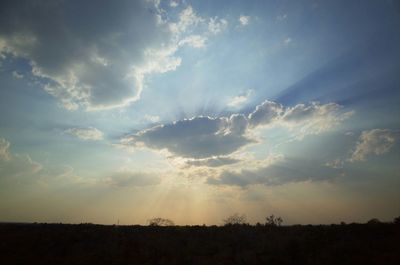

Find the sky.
xmin=0 ymin=0 xmax=399 ymax=225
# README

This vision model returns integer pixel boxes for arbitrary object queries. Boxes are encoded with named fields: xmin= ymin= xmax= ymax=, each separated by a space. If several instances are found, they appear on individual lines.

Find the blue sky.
xmin=0 ymin=0 xmax=399 ymax=225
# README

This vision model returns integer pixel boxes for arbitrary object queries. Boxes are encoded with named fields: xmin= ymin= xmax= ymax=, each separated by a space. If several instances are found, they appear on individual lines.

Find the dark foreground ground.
xmin=1 ymin=223 xmax=399 ymax=265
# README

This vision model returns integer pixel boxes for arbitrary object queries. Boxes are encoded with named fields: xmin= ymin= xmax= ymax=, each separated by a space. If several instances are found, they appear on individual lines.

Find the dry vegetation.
xmin=1 ymin=218 xmax=399 ymax=265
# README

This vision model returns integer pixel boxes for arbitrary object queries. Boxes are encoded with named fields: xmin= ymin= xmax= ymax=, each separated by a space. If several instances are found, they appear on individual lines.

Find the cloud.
xmin=350 ymin=129 xmax=398 ymax=162
xmin=283 ymin=37 xmax=292 ymax=45
xmin=144 ymin=115 xmax=161 ymax=123
xmin=277 ymin=14 xmax=288 ymax=21
xmin=325 ymin=158 xmax=345 ymax=169
xmin=170 ymin=1 xmax=179 ymax=8
xmin=0 ymin=0 xmax=170 ymax=110
xmin=207 ymin=156 xmax=341 ymax=187
xmin=0 ymin=138 xmax=11 ymax=161
xmin=65 ymin=127 xmax=104 ymax=141
xmin=121 ymin=100 xmax=352 ymax=160
xmin=12 ymin=71 xmax=23 ymax=79
xmin=179 ymin=35 xmax=207 ymax=48
xmin=248 ymin=100 xmax=284 ymax=127
xmin=247 ymin=100 xmax=350 ymax=137
xmin=227 ymin=90 xmax=252 ymax=108
xmin=169 ymin=6 xmax=204 ymax=34
xmin=0 ymin=1 xmax=224 ymax=111
xmin=239 ymin=15 xmax=250 ymax=26
xmin=208 ymin=17 xmax=228 ymax=35
xmin=185 ymin=157 xmax=241 ymax=167
xmin=280 ymin=102 xmax=353 ymax=138
xmin=0 ymin=138 xmax=42 ymax=178
xmin=122 ymin=115 xmax=254 ymax=159
xmin=106 ymin=171 xmax=161 ymax=187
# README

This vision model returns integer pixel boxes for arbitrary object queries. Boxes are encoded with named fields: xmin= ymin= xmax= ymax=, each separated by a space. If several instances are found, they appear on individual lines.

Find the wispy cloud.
xmin=350 ymin=129 xmax=398 ymax=162
xmin=208 ymin=17 xmax=228 ymax=34
xmin=185 ymin=157 xmax=241 ymax=167
xmin=0 ymin=138 xmax=11 ymax=161
xmin=65 ymin=127 xmax=104 ymax=141
xmin=283 ymin=37 xmax=292 ymax=45
xmin=170 ymin=1 xmax=179 ymax=8
xmin=239 ymin=15 xmax=250 ymax=26
xmin=0 ymin=138 xmax=42 ymax=178
xmin=227 ymin=90 xmax=252 ymax=108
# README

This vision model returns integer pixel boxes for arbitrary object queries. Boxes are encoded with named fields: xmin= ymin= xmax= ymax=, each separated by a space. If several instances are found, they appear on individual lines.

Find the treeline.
xmin=145 ymin=214 xmax=400 ymax=227
xmin=1 ymin=221 xmax=399 ymax=265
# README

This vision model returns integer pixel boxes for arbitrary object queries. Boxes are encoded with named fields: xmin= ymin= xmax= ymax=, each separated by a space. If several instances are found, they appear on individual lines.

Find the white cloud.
xmin=239 ymin=15 xmax=250 ymax=26
xmin=280 ymin=102 xmax=354 ymax=138
xmin=170 ymin=1 xmax=179 ymax=8
xmin=179 ymin=35 xmax=207 ymax=48
xmin=227 ymin=90 xmax=252 ymax=108
xmin=0 ymin=138 xmax=11 ymax=161
xmin=350 ymin=129 xmax=398 ymax=162
xmin=208 ymin=17 xmax=228 ymax=34
xmin=169 ymin=6 xmax=204 ymax=34
xmin=144 ymin=115 xmax=160 ymax=123
xmin=0 ymin=138 xmax=42 ymax=178
xmin=66 ymin=127 xmax=104 ymax=141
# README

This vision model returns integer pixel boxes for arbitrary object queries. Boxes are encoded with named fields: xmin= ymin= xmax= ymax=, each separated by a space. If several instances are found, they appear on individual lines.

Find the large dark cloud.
xmin=122 ymin=101 xmax=352 ymax=159
xmin=123 ymin=116 xmax=254 ymax=159
xmin=0 ymin=0 xmax=170 ymax=110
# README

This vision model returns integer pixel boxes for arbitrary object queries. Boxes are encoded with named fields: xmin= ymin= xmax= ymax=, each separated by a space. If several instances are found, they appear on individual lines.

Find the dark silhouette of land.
xmin=1 ymin=221 xmax=399 ymax=265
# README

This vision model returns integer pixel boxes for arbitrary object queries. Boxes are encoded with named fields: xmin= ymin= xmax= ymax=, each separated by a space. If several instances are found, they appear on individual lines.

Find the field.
xmin=1 ymin=222 xmax=399 ymax=265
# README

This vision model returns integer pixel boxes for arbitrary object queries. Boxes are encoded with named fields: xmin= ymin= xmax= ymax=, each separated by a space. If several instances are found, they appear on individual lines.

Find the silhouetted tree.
xmin=265 ymin=214 xmax=283 ymax=226
xmin=394 ymin=216 xmax=400 ymax=225
xmin=223 ymin=213 xmax=247 ymax=225
xmin=148 ymin=218 xmax=175 ymax=226
xmin=366 ymin=218 xmax=381 ymax=225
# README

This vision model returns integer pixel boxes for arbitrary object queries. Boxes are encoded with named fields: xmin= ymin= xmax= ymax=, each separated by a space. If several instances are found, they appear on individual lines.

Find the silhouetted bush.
xmin=223 ymin=213 xmax=247 ymax=226
xmin=265 ymin=214 xmax=283 ymax=226
xmin=367 ymin=218 xmax=381 ymax=225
